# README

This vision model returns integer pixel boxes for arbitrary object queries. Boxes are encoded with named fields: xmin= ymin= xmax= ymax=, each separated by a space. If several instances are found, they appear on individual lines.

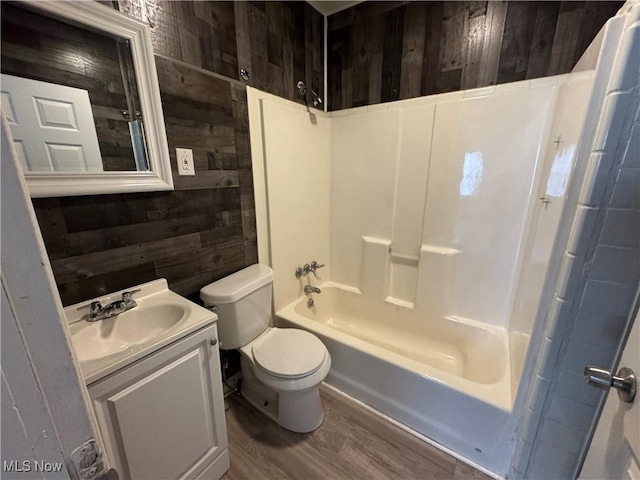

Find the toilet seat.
xmin=252 ymin=328 xmax=326 ymax=379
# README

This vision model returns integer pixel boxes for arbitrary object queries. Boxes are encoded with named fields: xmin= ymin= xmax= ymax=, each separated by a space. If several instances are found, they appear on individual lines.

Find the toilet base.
xmin=240 ymin=361 xmax=325 ymax=433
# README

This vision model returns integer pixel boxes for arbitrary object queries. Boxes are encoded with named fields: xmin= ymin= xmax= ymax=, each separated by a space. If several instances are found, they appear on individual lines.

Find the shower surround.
xmin=248 ymin=70 xmax=593 ymax=475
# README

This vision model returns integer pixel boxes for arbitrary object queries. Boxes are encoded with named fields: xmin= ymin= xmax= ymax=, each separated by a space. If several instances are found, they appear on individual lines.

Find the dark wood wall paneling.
xmin=328 ymin=1 xmax=623 ymax=110
xmin=1 ymin=3 xmax=137 ymax=171
xmin=21 ymin=0 xmax=324 ymax=306
xmin=117 ymin=0 xmax=324 ymax=104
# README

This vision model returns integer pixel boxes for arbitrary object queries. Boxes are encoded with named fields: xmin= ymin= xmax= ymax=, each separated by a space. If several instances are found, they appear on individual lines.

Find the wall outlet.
xmin=176 ymin=148 xmax=195 ymax=176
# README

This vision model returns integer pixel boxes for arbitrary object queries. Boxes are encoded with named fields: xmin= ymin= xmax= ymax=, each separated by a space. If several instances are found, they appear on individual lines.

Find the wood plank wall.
xmin=328 ymin=1 xmax=622 ymax=110
xmin=23 ymin=0 xmax=324 ymax=306
xmin=1 ymin=3 xmax=137 ymax=171
xmin=118 ymin=0 xmax=324 ymax=104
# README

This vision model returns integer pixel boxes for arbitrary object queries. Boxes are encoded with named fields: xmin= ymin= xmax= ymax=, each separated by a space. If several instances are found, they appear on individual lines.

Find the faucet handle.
xmin=295 ymin=262 xmax=325 ymax=279
xmin=88 ymin=301 xmax=102 ymax=320
xmin=122 ymin=289 xmax=140 ymax=305
xmin=310 ymin=261 xmax=325 ymax=270
xmin=309 ymin=261 xmax=325 ymax=278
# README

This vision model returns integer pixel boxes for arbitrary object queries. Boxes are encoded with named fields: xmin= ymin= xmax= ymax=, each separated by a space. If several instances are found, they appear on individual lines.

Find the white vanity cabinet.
xmin=87 ymin=324 xmax=229 ymax=480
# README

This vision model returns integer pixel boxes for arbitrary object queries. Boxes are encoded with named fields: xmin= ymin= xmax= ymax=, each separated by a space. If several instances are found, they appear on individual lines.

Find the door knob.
xmin=583 ymin=365 xmax=636 ymax=403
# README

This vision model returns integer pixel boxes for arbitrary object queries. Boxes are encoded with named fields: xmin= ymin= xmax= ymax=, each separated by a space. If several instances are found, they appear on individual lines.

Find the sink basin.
xmin=71 ymin=304 xmax=187 ymax=363
xmin=65 ymin=279 xmax=217 ymax=384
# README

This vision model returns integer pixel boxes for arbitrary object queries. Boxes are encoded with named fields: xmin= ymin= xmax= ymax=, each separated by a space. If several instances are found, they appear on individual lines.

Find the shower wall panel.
xmin=329 ymin=78 xmax=588 ymax=330
xmin=508 ymin=73 xmax=594 ymax=392
xmin=251 ymin=74 xmax=594 ymax=334
xmin=330 ymin=109 xmax=401 ymax=289
xmin=419 ymin=86 xmax=557 ymax=326
xmin=247 ymin=88 xmax=331 ymax=311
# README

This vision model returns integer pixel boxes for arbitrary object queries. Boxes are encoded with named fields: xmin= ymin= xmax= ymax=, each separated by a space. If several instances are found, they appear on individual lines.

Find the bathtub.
xmin=276 ymin=283 xmax=515 ymax=474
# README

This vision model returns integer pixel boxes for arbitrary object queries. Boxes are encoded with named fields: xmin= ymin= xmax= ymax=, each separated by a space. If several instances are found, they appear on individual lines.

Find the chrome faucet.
xmin=295 ymin=260 xmax=326 ymax=278
xmin=304 ymin=285 xmax=321 ymax=295
xmin=87 ymin=289 xmax=140 ymax=322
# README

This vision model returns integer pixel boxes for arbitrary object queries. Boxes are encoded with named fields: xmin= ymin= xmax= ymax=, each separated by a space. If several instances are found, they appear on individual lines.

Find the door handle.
xmin=583 ymin=365 xmax=636 ymax=403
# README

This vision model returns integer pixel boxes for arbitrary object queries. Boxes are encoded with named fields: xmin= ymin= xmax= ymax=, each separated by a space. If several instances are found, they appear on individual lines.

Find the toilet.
xmin=200 ymin=264 xmax=331 ymax=433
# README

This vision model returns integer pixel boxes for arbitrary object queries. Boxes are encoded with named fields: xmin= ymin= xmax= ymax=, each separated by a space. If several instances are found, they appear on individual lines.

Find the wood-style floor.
xmin=223 ymin=385 xmax=492 ymax=480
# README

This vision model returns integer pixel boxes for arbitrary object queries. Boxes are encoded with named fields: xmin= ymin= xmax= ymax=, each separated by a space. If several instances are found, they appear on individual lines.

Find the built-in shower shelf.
xmin=385 ymin=296 xmax=415 ymax=309
xmin=420 ymin=245 xmax=461 ymax=256
xmin=389 ymin=250 xmax=420 ymax=266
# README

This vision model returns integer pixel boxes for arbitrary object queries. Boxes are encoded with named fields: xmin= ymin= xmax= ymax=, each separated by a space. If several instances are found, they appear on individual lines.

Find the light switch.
xmin=176 ymin=148 xmax=195 ymax=176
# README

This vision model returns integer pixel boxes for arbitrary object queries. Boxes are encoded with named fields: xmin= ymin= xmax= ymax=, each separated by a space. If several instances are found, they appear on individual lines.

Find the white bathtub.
xmin=276 ymin=283 xmax=515 ymax=474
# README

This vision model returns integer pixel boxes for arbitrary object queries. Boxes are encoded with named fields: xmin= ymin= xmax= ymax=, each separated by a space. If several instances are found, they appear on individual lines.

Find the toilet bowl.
xmin=200 ymin=264 xmax=330 ymax=433
xmin=239 ymin=327 xmax=331 ymax=432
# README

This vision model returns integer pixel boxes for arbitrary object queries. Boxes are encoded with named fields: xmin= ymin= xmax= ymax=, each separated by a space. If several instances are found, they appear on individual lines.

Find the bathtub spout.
xmin=304 ymin=285 xmax=321 ymax=295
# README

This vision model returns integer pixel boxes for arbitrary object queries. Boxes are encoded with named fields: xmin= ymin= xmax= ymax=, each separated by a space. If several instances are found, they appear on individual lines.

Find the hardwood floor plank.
xmin=329 ymin=0 xmax=616 ymax=109
xmin=234 ymin=2 xmax=252 ymax=78
xmin=311 ymin=6 xmax=324 ymax=95
xmin=57 ymin=262 xmax=157 ymax=306
xmin=156 ymin=56 xmax=233 ymax=109
xmin=321 ymin=389 xmax=457 ymax=473
xmin=45 ymin=213 xmax=236 ymax=260
xmin=304 ymin=3 xmax=315 ymax=94
xmin=172 ymin=170 xmax=240 ymax=191
xmin=50 ymin=234 xmax=202 ymax=284
xmin=461 ymin=13 xmax=486 ymax=89
xmin=352 ymin=17 xmax=372 ymax=107
xmin=525 ymin=2 xmax=561 ymax=79
xmin=420 ymin=1 xmax=445 ymax=96
xmin=282 ymin=4 xmax=296 ymax=100
xmin=400 ymin=2 xmax=427 ymax=99
xmin=497 ymin=1 xmax=539 ymax=83
xmin=440 ymin=2 xmax=468 ymax=73
xmin=221 ymin=386 xmax=486 ymax=480
xmin=380 ymin=6 xmax=405 ymax=103
xmin=575 ymin=2 xmax=621 ymax=61
xmin=547 ymin=1 xmax=585 ymax=76
xmin=454 ymin=460 xmax=493 ymax=480
xmin=248 ymin=2 xmax=269 ymax=93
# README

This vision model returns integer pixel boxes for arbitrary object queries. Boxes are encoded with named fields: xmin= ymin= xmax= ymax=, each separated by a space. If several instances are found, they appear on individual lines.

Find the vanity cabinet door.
xmin=88 ymin=324 xmax=229 ymax=480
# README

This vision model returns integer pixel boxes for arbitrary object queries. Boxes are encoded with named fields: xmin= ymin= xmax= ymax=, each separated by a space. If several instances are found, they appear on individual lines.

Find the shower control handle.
xmin=307 ymin=260 xmax=325 ymax=278
xmin=584 ymin=365 xmax=636 ymax=403
xmin=294 ymin=261 xmax=326 ymax=278
xmin=310 ymin=261 xmax=325 ymax=271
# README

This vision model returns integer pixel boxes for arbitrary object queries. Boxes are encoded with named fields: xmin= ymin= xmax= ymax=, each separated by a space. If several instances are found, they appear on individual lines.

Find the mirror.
xmin=0 ymin=1 xmax=173 ymax=197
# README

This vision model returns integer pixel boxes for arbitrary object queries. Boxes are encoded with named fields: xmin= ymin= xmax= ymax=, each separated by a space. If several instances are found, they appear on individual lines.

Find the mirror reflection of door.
xmin=0 ymin=2 xmax=149 ymax=173
xmin=2 ymin=74 xmax=104 ymax=172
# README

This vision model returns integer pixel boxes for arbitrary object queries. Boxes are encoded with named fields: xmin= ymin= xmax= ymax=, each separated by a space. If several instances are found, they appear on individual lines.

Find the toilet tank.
xmin=200 ymin=264 xmax=273 ymax=350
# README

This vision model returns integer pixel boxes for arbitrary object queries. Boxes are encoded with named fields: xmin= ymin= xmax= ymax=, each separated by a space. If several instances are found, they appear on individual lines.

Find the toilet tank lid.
xmin=200 ymin=264 xmax=273 ymax=304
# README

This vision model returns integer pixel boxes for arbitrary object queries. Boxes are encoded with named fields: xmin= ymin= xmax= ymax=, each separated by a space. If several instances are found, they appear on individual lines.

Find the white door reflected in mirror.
xmin=2 ymin=74 xmax=104 ymax=173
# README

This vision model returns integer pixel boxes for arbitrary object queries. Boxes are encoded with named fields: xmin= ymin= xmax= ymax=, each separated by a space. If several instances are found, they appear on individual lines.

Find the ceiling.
xmin=307 ymin=1 xmax=364 ymax=16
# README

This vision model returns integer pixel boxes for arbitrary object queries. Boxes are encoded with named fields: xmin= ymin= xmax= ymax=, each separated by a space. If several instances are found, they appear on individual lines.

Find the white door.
xmin=1 ymin=73 xmax=103 ymax=172
xmin=1 ymin=116 xmax=105 ymax=479
xmin=580 ymin=309 xmax=640 ymax=480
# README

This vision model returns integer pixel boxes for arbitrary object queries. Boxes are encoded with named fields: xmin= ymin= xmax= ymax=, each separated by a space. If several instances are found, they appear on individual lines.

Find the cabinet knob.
xmin=210 ymin=338 xmax=218 ymax=346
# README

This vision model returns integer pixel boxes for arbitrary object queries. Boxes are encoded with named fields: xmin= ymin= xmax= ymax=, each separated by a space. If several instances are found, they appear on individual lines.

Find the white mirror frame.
xmin=13 ymin=1 xmax=174 ymax=198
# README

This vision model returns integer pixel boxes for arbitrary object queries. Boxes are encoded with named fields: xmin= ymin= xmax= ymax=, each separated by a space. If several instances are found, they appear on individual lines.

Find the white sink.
xmin=72 ymin=303 xmax=187 ymax=363
xmin=66 ymin=279 xmax=217 ymax=384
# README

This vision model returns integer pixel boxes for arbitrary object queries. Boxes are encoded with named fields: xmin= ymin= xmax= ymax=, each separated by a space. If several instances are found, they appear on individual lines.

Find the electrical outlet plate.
xmin=176 ymin=148 xmax=195 ymax=176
